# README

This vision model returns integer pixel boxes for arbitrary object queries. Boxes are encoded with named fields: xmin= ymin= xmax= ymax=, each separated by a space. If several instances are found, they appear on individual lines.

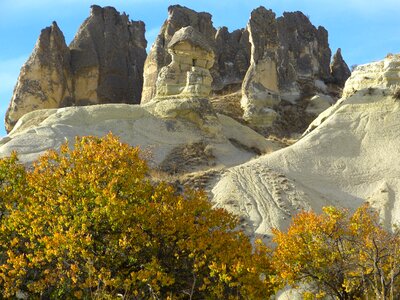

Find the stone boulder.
xmin=5 ymin=5 xmax=147 ymax=133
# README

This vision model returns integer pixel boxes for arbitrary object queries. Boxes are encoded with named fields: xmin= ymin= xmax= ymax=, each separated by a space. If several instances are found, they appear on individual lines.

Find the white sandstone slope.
xmin=0 ymin=104 xmax=277 ymax=171
xmin=212 ymin=54 xmax=400 ymax=236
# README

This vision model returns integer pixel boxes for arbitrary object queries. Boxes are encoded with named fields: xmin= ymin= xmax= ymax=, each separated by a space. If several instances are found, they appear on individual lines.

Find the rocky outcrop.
xmin=70 ymin=5 xmax=147 ymax=105
xmin=276 ymin=12 xmax=333 ymax=102
xmin=5 ymin=22 xmax=73 ymax=133
xmin=212 ymin=54 xmax=400 ymax=238
xmin=155 ymin=26 xmax=214 ymax=99
xmin=241 ymin=7 xmax=281 ymax=126
xmin=144 ymin=26 xmax=218 ymax=134
xmin=0 ymin=103 xmax=278 ymax=169
xmin=214 ymin=27 xmax=251 ymax=91
xmin=5 ymin=5 xmax=147 ymax=132
xmin=142 ymin=5 xmax=348 ymax=131
xmin=141 ymin=5 xmax=251 ymax=103
xmin=330 ymin=48 xmax=351 ymax=87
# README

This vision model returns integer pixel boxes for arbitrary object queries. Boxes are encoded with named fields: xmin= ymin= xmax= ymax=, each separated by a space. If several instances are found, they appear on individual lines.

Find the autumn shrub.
xmin=0 ymin=134 xmax=277 ymax=299
xmin=273 ymin=205 xmax=400 ymax=300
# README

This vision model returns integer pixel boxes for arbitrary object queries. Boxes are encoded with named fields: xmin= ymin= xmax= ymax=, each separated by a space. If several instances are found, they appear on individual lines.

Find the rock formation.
xmin=330 ymin=48 xmax=351 ymax=87
xmin=212 ymin=54 xmax=400 ymax=237
xmin=143 ymin=26 xmax=219 ymax=134
xmin=155 ymin=26 xmax=214 ymax=99
xmin=69 ymin=5 xmax=147 ymax=105
xmin=5 ymin=22 xmax=73 ymax=133
xmin=5 ymin=5 xmax=147 ymax=132
xmin=276 ymin=12 xmax=333 ymax=102
xmin=141 ymin=5 xmax=251 ymax=103
xmin=142 ymin=5 xmax=350 ymax=130
xmin=5 ymin=4 xmax=351 ymax=136
xmin=240 ymin=7 xmax=281 ymax=126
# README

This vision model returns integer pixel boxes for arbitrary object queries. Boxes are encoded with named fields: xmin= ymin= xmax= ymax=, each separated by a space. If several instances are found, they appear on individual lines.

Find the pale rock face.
xmin=343 ymin=54 xmax=400 ymax=98
xmin=212 ymin=54 xmax=400 ymax=239
xmin=5 ymin=22 xmax=73 ymax=133
xmin=154 ymin=27 xmax=215 ymax=99
xmin=1 ymin=104 xmax=277 ymax=172
xmin=305 ymin=94 xmax=333 ymax=115
xmin=141 ymin=5 xmax=217 ymax=103
xmin=141 ymin=5 xmax=252 ymax=103
xmin=241 ymin=7 xmax=281 ymax=126
xmin=144 ymin=26 xmax=218 ymax=133
xmin=5 ymin=5 xmax=147 ymax=132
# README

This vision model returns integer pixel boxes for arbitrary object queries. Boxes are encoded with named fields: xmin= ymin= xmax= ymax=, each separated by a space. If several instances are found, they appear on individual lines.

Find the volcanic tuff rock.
xmin=5 ymin=5 xmax=147 ymax=132
xmin=141 ymin=5 xmax=251 ymax=103
xmin=144 ymin=26 xmax=219 ymax=135
xmin=212 ymin=54 xmax=400 ymax=238
xmin=5 ymin=22 xmax=73 ymax=133
xmin=276 ymin=11 xmax=333 ymax=102
xmin=241 ymin=7 xmax=281 ymax=126
xmin=142 ymin=5 xmax=350 ymax=131
xmin=69 ymin=5 xmax=147 ymax=105
xmin=330 ymin=48 xmax=351 ymax=87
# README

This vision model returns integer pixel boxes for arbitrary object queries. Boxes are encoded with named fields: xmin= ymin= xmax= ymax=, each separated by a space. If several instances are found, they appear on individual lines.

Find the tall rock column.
xmin=241 ymin=7 xmax=281 ymax=126
xmin=5 ymin=22 xmax=73 ymax=132
xmin=141 ymin=5 xmax=251 ymax=103
xmin=141 ymin=5 xmax=216 ymax=103
xmin=70 ymin=5 xmax=147 ymax=105
xmin=330 ymin=48 xmax=351 ymax=86
xmin=5 ymin=5 xmax=147 ymax=133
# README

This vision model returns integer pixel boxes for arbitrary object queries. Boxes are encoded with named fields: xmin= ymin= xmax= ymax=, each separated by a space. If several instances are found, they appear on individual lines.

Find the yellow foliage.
xmin=273 ymin=205 xmax=400 ymax=299
xmin=0 ymin=133 xmax=277 ymax=299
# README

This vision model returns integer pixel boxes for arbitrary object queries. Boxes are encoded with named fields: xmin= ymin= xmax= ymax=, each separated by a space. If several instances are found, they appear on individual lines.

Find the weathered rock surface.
xmin=305 ymin=94 xmax=333 ymax=115
xmin=141 ymin=5 xmax=251 ymax=103
xmin=5 ymin=22 xmax=73 ymax=133
xmin=241 ymin=7 xmax=281 ymax=126
xmin=142 ymin=5 xmax=348 ymax=132
xmin=330 ymin=48 xmax=351 ymax=87
xmin=154 ymin=26 xmax=214 ymax=99
xmin=5 ymin=5 xmax=147 ymax=132
xmin=0 ymin=104 xmax=278 ymax=172
xmin=212 ymin=54 xmax=400 ymax=237
xmin=144 ymin=26 xmax=219 ymax=134
xmin=70 ymin=5 xmax=147 ymax=105
xmin=276 ymin=12 xmax=333 ymax=103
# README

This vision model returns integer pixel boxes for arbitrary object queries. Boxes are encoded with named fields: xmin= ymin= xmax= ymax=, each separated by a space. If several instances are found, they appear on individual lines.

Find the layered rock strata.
xmin=5 ymin=5 xmax=147 ymax=132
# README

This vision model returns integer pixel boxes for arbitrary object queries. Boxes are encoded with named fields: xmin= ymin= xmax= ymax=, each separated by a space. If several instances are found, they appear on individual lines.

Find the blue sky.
xmin=0 ymin=0 xmax=399 ymax=136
